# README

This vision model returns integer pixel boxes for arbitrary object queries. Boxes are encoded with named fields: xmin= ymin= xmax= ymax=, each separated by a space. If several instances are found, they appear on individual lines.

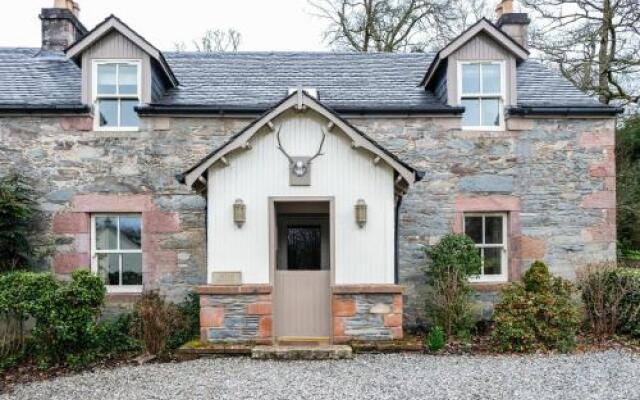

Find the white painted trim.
xmin=463 ymin=212 xmax=509 ymax=283
xmin=90 ymin=213 xmax=143 ymax=293
xmin=183 ymin=90 xmax=417 ymax=188
xmin=457 ymin=61 xmax=506 ymax=131
xmin=421 ymin=19 xmax=528 ymax=88
xmin=92 ymin=59 xmax=142 ymax=132
xmin=66 ymin=17 xmax=178 ymax=87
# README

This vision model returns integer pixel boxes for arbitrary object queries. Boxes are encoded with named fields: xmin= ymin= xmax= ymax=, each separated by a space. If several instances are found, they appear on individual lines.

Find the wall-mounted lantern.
xmin=355 ymin=199 xmax=367 ymax=228
xmin=233 ymin=199 xmax=246 ymax=227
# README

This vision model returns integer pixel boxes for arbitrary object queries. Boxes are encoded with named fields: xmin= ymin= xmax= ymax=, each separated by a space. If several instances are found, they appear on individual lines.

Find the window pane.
xmin=482 ymin=64 xmax=501 ymax=94
xmin=118 ymin=64 xmax=138 ymax=95
xmin=97 ymin=64 xmax=117 ymax=94
xmin=98 ymin=99 xmax=118 ymax=127
xmin=287 ymin=225 xmax=321 ymax=270
xmin=97 ymin=253 xmax=120 ymax=285
xmin=485 ymin=216 xmax=504 ymax=244
xmin=464 ymin=217 xmax=483 ymax=243
xmin=483 ymin=247 xmax=502 ymax=275
xmin=120 ymin=99 xmax=139 ymax=127
xmin=462 ymin=99 xmax=481 ymax=127
xmin=119 ymin=216 xmax=141 ymax=250
xmin=481 ymin=98 xmax=500 ymax=127
xmin=95 ymin=216 xmax=118 ymax=250
xmin=122 ymin=253 xmax=142 ymax=285
xmin=461 ymin=64 xmax=480 ymax=94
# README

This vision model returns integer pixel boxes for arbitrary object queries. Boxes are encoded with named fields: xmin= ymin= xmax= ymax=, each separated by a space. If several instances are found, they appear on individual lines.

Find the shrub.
xmin=132 ymin=291 xmax=189 ymax=357
xmin=0 ymin=270 xmax=106 ymax=368
xmin=579 ymin=264 xmax=640 ymax=338
xmin=95 ymin=313 xmax=142 ymax=357
xmin=492 ymin=261 xmax=581 ymax=353
xmin=425 ymin=234 xmax=481 ymax=339
xmin=426 ymin=326 xmax=445 ymax=351
xmin=0 ymin=172 xmax=40 ymax=272
xmin=617 ymin=268 xmax=640 ymax=337
xmin=167 ymin=292 xmax=200 ymax=351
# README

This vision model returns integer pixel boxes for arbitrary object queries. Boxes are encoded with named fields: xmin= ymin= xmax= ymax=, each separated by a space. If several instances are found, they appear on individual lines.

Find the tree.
xmin=0 ymin=172 xmax=39 ymax=272
xmin=522 ymin=0 xmax=640 ymax=106
xmin=174 ymin=28 xmax=242 ymax=52
xmin=616 ymin=115 xmax=640 ymax=252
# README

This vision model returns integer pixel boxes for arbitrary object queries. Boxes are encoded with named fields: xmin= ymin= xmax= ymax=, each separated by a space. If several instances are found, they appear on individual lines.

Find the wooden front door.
xmin=274 ymin=209 xmax=331 ymax=340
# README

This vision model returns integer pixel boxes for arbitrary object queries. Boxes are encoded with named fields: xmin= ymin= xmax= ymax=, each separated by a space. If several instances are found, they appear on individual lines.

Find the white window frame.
xmin=91 ymin=59 xmax=142 ymax=132
xmin=457 ymin=61 xmax=506 ymax=131
xmin=90 ymin=213 xmax=143 ymax=293
xmin=463 ymin=212 xmax=508 ymax=283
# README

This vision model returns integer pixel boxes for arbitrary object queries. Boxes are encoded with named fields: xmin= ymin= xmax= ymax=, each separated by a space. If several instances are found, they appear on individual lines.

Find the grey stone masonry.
xmin=0 ymin=112 xmax=616 ymax=329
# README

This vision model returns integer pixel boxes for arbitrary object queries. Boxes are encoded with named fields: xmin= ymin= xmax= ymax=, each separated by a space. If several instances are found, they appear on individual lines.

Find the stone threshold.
xmin=251 ymin=345 xmax=353 ymax=360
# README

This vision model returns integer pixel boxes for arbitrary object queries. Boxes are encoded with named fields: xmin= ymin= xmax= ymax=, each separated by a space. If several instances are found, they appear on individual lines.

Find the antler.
xmin=308 ymin=128 xmax=326 ymax=162
xmin=276 ymin=126 xmax=294 ymax=163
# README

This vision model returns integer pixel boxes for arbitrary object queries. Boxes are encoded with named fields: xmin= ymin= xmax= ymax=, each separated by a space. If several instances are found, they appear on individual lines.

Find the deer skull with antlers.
xmin=276 ymin=125 xmax=326 ymax=186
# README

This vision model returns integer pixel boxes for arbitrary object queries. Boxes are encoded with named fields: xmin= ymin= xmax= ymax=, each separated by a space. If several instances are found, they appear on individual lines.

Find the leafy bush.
xmin=167 ymin=292 xmax=200 ymax=351
xmin=0 ymin=270 xmax=106 ymax=368
xmin=95 ymin=313 xmax=141 ymax=357
xmin=425 ymin=234 xmax=481 ymax=339
xmin=132 ymin=291 xmax=190 ymax=357
xmin=426 ymin=326 xmax=445 ymax=351
xmin=617 ymin=268 xmax=640 ymax=337
xmin=579 ymin=263 xmax=630 ymax=337
xmin=492 ymin=261 xmax=581 ymax=353
xmin=616 ymin=116 xmax=640 ymax=252
xmin=0 ymin=172 xmax=40 ymax=272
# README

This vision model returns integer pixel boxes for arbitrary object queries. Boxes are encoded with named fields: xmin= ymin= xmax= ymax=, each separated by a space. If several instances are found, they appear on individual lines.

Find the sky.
xmin=0 ymin=0 xmax=331 ymax=51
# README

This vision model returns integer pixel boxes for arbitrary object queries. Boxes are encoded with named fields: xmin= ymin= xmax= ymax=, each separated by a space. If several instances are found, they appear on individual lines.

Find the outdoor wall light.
xmin=355 ymin=199 xmax=367 ymax=228
xmin=233 ymin=199 xmax=246 ymax=227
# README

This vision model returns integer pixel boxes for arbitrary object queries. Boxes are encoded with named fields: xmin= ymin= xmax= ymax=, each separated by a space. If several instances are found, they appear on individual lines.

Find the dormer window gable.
xmin=421 ymin=14 xmax=529 ymax=130
xmin=65 ymin=15 xmax=178 ymax=131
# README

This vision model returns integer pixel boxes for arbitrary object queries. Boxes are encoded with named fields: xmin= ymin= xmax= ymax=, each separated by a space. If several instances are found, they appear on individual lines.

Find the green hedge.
xmin=0 ymin=270 xmax=106 ymax=367
xmin=616 ymin=268 xmax=640 ymax=337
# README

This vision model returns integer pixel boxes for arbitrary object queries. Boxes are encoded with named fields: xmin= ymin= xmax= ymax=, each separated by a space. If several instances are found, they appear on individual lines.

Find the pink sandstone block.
xmin=581 ymin=192 xmax=615 ymax=209
xmin=60 ymin=117 xmax=93 ymax=132
xmin=52 ymin=212 xmax=89 ymax=234
xmin=72 ymin=194 xmax=154 ymax=213
xmin=53 ymin=252 xmax=90 ymax=274
xmin=455 ymin=195 xmax=521 ymax=212
xmin=580 ymin=132 xmax=614 ymax=149
xmin=200 ymin=307 xmax=224 ymax=327
xmin=143 ymin=211 xmax=181 ymax=234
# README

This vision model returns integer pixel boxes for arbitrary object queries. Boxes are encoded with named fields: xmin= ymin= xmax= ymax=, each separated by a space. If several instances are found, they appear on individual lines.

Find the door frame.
xmin=268 ymin=196 xmax=335 ymax=343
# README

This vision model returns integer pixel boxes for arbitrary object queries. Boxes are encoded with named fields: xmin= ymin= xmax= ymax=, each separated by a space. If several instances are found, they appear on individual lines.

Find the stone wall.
xmin=332 ymin=285 xmax=403 ymax=343
xmin=350 ymin=116 xmax=616 ymax=327
xmin=0 ymin=115 xmax=251 ymax=305
xmin=198 ymin=285 xmax=272 ymax=344
xmin=0 ymin=113 xmax=616 ymax=327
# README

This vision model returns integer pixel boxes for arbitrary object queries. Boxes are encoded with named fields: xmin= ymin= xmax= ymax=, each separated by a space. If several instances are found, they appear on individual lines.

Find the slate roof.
xmin=0 ymin=47 xmax=615 ymax=114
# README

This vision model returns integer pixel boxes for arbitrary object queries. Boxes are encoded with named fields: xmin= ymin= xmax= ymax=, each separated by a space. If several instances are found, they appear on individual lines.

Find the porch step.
xmin=277 ymin=336 xmax=330 ymax=346
xmin=251 ymin=345 xmax=353 ymax=360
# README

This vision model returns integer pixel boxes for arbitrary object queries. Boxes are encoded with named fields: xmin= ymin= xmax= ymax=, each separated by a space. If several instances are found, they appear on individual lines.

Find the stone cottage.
xmin=0 ymin=0 xmax=620 ymax=344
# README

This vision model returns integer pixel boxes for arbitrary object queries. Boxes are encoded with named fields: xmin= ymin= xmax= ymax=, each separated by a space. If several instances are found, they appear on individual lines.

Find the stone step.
xmin=251 ymin=345 xmax=353 ymax=360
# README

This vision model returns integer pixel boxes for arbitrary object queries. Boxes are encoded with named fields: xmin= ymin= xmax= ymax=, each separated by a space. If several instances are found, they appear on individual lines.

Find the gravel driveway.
xmin=2 ymin=350 xmax=639 ymax=400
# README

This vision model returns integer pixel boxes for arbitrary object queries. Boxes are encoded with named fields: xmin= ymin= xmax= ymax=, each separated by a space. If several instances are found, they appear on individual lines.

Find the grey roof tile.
xmin=0 ymin=47 xmax=610 ymax=111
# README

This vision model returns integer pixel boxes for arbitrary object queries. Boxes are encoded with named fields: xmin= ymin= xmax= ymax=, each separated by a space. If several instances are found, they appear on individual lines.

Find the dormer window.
xmin=458 ymin=62 xmax=505 ymax=130
xmin=92 ymin=60 xmax=141 ymax=131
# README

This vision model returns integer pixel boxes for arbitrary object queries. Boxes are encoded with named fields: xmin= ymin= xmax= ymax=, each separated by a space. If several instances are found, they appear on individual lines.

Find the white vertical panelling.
xmin=207 ymin=110 xmax=395 ymax=285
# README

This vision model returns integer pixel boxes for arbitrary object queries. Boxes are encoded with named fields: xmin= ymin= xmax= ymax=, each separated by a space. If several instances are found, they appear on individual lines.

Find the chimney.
xmin=40 ymin=0 xmax=87 ymax=52
xmin=495 ymin=0 xmax=530 ymax=49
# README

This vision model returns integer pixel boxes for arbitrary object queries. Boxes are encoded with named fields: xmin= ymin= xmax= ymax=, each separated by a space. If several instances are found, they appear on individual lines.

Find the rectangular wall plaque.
xmin=211 ymin=271 xmax=242 ymax=285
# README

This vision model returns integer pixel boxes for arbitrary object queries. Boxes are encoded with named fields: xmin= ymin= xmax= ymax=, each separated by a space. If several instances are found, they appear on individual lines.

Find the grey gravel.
xmin=2 ymin=350 xmax=639 ymax=400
